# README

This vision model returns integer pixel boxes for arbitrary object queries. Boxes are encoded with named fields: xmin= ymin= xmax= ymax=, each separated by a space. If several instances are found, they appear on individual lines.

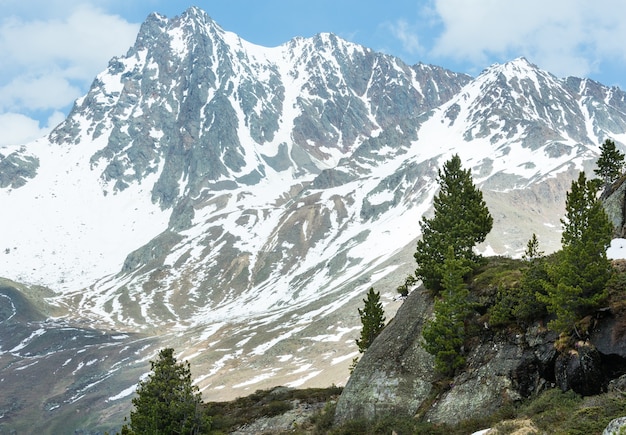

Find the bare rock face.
xmin=0 ymin=149 xmax=39 ymax=188
xmin=601 ymin=176 xmax=626 ymax=237
xmin=333 ymin=288 xmax=436 ymax=423
xmin=555 ymin=342 xmax=604 ymax=396
xmin=334 ymin=290 xmax=560 ymax=426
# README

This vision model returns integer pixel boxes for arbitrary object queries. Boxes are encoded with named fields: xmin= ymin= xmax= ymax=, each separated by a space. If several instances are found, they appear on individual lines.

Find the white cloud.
xmin=0 ymin=74 xmax=82 ymax=112
xmin=0 ymin=111 xmax=64 ymax=147
xmin=0 ymin=4 xmax=138 ymax=79
xmin=429 ymin=0 xmax=626 ymax=78
xmin=0 ymin=5 xmax=138 ymax=110
xmin=388 ymin=19 xmax=422 ymax=56
xmin=0 ymin=2 xmax=139 ymax=145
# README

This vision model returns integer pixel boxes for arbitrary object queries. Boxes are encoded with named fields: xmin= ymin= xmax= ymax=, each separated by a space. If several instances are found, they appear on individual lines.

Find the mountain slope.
xmin=1 ymin=6 xmax=626 ymax=433
xmin=0 ymin=6 xmax=471 ymax=326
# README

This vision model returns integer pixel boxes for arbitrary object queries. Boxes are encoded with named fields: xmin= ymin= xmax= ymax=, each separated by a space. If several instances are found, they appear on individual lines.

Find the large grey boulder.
xmin=333 ymin=288 xmax=435 ymax=423
xmin=334 ymin=288 xmax=559 ymax=426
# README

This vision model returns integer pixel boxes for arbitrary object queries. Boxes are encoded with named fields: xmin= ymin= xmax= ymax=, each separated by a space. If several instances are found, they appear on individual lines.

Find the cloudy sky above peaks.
xmin=1 ymin=0 xmax=626 ymax=147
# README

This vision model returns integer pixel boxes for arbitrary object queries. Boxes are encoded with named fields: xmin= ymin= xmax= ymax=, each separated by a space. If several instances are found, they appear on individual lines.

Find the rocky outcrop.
xmin=335 ymin=288 xmax=626 ymax=426
xmin=555 ymin=341 xmax=604 ymax=395
xmin=0 ymin=149 xmax=39 ymax=189
xmin=601 ymin=175 xmax=626 ymax=237
xmin=334 ymin=287 xmax=561 ymax=425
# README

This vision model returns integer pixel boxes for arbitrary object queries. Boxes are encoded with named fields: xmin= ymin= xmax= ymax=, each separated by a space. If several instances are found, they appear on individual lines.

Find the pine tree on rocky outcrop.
xmin=122 ymin=348 xmax=210 ymax=435
xmin=396 ymin=274 xmax=417 ymax=297
xmin=422 ymin=246 xmax=473 ymax=377
xmin=356 ymin=287 xmax=386 ymax=353
xmin=514 ymin=233 xmax=548 ymax=322
xmin=540 ymin=172 xmax=613 ymax=334
xmin=414 ymin=154 xmax=493 ymax=292
xmin=594 ymin=138 xmax=625 ymax=187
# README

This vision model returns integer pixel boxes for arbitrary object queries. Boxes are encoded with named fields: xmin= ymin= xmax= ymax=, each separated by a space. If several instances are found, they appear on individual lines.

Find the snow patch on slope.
xmin=608 ymin=238 xmax=626 ymax=260
xmin=0 ymin=136 xmax=170 ymax=292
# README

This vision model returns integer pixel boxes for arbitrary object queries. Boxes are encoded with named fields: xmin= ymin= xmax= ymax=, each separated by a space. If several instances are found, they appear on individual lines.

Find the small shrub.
xmin=265 ymin=400 xmax=293 ymax=417
xmin=311 ymin=400 xmax=336 ymax=434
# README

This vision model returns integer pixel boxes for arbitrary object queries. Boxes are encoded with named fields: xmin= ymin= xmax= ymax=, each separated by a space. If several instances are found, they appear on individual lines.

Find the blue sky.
xmin=2 ymin=0 xmax=626 ymax=147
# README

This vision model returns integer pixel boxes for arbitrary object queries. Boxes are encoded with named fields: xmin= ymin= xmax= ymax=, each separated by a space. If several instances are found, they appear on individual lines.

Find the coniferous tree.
xmin=522 ymin=233 xmax=543 ymax=261
xmin=356 ymin=287 xmax=386 ymax=353
xmin=123 ymin=348 xmax=210 ymax=435
xmin=396 ymin=274 xmax=417 ymax=297
xmin=422 ymin=246 xmax=473 ymax=377
xmin=414 ymin=154 xmax=493 ymax=292
xmin=513 ymin=233 xmax=548 ymax=323
xmin=594 ymin=138 xmax=625 ymax=187
xmin=539 ymin=172 xmax=613 ymax=334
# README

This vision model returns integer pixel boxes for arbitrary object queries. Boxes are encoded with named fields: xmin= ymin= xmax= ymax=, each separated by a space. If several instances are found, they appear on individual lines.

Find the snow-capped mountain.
xmin=1 ymin=6 xmax=626 ymax=433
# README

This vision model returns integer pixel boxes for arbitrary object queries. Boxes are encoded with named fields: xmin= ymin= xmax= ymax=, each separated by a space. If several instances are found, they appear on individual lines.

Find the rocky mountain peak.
xmin=130 ymin=7 xmax=227 ymax=56
xmin=48 ymin=8 xmax=472 ymax=212
xmin=493 ymin=56 xmax=543 ymax=76
xmin=438 ymin=55 xmax=615 ymax=157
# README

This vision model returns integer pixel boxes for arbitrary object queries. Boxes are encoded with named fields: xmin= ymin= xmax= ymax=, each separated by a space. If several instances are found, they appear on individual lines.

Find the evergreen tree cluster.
xmin=413 ymin=144 xmax=620 ymax=377
xmin=487 ymin=171 xmax=614 ymax=336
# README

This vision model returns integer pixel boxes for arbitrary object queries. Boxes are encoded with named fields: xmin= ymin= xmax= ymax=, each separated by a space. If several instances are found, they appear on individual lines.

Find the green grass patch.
xmin=468 ymin=256 xmax=524 ymax=308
